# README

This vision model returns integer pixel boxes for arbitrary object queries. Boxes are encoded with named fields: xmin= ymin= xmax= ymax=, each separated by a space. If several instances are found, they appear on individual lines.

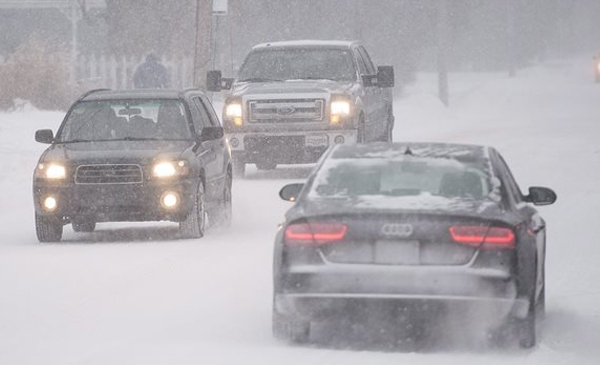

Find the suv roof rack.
xmin=78 ymin=88 xmax=111 ymax=101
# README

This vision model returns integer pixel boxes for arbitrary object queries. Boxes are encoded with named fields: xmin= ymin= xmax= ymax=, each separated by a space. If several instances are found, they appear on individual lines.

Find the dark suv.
xmin=33 ymin=89 xmax=232 ymax=242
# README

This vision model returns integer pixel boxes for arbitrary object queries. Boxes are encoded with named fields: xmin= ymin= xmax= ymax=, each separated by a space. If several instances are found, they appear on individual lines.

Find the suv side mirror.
xmin=200 ymin=126 xmax=224 ymax=141
xmin=377 ymin=66 xmax=395 ymax=88
xmin=35 ymin=129 xmax=54 ymax=144
xmin=525 ymin=186 xmax=557 ymax=206
xmin=279 ymin=183 xmax=304 ymax=202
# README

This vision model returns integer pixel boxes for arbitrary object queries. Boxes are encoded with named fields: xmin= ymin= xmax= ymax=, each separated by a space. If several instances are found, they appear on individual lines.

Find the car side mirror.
xmin=35 ymin=129 xmax=54 ymax=144
xmin=377 ymin=66 xmax=395 ymax=88
xmin=200 ymin=126 xmax=224 ymax=141
xmin=279 ymin=183 xmax=304 ymax=202
xmin=525 ymin=186 xmax=557 ymax=206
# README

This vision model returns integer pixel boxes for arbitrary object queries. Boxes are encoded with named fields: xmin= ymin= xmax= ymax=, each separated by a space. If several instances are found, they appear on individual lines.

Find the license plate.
xmin=375 ymin=240 xmax=420 ymax=265
xmin=305 ymin=134 xmax=329 ymax=147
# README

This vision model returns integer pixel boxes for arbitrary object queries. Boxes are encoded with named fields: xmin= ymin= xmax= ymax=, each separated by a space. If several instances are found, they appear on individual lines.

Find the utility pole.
xmin=354 ymin=0 xmax=363 ymax=41
xmin=193 ymin=0 xmax=213 ymax=89
xmin=437 ymin=0 xmax=449 ymax=107
xmin=506 ymin=0 xmax=516 ymax=78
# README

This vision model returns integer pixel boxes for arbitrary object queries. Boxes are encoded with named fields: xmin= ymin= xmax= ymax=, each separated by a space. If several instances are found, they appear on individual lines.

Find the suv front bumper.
xmin=33 ymin=178 xmax=197 ymax=223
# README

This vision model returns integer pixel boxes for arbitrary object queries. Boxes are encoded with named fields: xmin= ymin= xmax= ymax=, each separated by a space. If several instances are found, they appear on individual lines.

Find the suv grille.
xmin=75 ymin=164 xmax=143 ymax=184
xmin=248 ymin=99 xmax=324 ymax=122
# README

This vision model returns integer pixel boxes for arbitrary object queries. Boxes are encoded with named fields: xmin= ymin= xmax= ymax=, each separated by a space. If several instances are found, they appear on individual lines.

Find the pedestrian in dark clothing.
xmin=133 ymin=53 xmax=170 ymax=89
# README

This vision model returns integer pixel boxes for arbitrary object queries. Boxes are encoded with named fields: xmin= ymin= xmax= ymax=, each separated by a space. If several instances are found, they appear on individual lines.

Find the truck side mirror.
xmin=377 ymin=66 xmax=395 ymax=88
xmin=206 ymin=70 xmax=223 ymax=92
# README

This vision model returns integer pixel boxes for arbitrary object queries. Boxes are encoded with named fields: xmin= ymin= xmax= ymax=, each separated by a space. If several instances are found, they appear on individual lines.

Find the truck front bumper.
xmin=227 ymin=130 xmax=357 ymax=165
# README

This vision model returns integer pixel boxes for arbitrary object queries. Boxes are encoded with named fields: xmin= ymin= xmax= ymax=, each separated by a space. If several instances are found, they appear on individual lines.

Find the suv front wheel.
xmin=35 ymin=213 xmax=63 ymax=242
xmin=179 ymin=181 xmax=206 ymax=239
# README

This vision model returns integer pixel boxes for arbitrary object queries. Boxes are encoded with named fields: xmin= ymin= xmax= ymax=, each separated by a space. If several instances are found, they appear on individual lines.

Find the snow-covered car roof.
xmin=80 ymin=89 xmax=207 ymax=102
xmin=329 ymin=142 xmax=490 ymax=162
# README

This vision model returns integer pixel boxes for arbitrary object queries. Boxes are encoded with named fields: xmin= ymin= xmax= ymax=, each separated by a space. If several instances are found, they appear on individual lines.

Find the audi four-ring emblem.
xmin=380 ymin=223 xmax=413 ymax=237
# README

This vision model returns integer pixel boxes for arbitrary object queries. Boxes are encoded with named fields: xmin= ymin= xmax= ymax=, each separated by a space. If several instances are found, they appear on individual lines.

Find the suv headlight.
xmin=35 ymin=163 xmax=66 ymax=180
xmin=152 ymin=160 xmax=189 ymax=178
xmin=224 ymin=98 xmax=243 ymax=127
xmin=330 ymin=96 xmax=353 ymax=124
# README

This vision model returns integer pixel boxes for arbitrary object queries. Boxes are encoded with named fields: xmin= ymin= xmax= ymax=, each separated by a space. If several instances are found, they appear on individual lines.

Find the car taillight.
xmin=449 ymin=226 xmax=515 ymax=250
xmin=284 ymin=222 xmax=348 ymax=247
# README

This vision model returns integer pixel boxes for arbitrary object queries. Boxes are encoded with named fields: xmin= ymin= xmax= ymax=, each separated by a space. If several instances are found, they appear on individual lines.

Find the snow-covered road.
xmin=1 ymin=58 xmax=599 ymax=364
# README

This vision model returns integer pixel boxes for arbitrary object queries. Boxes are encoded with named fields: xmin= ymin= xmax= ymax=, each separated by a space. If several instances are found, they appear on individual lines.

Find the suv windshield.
xmin=57 ymin=99 xmax=192 ymax=142
xmin=237 ymin=48 xmax=356 ymax=82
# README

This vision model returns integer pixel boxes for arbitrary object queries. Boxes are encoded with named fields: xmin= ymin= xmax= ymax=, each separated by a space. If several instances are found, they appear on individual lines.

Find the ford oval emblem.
xmin=277 ymin=106 xmax=296 ymax=115
xmin=381 ymin=223 xmax=413 ymax=237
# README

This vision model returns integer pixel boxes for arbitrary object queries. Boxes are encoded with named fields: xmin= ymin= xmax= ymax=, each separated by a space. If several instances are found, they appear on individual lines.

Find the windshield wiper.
xmin=61 ymin=138 xmax=112 ymax=143
xmin=295 ymin=76 xmax=337 ymax=81
xmin=118 ymin=137 xmax=161 ymax=141
xmin=238 ymin=77 xmax=284 ymax=83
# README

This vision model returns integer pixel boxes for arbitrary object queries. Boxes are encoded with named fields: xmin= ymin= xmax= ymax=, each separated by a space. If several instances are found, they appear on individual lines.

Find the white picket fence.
xmin=76 ymin=55 xmax=196 ymax=91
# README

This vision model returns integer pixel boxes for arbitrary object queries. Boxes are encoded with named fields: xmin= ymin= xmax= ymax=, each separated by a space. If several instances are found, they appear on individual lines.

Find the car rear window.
xmin=309 ymin=157 xmax=496 ymax=201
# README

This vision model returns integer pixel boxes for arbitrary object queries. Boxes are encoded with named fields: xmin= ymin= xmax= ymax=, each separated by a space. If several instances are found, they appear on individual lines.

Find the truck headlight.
xmin=152 ymin=160 xmax=189 ymax=178
xmin=330 ymin=98 xmax=352 ymax=124
xmin=225 ymin=101 xmax=243 ymax=126
xmin=36 ymin=163 xmax=66 ymax=180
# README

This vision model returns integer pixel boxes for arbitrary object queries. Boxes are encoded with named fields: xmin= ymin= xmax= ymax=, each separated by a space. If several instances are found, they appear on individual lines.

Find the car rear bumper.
xmin=275 ymin=265 xmax=529 ymax=323
xmin=33 ymin=178 xmax=197 ymax=223
xmin=228 ymin=130 xmax=357 ymax=164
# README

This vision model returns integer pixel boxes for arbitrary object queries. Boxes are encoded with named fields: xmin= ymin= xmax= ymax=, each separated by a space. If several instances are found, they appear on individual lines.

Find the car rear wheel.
xmin=35 ymin=213 xmax=63 ymax=243
xmin=516 ymin=302 xmax=537 ymax=348
xmin=179 ymin=181 xmax=206 ymax=239
xmin=272 ymin=310 xmax=310 ymax=343
xmin=72 ymin=221 xmax=96 ymax=232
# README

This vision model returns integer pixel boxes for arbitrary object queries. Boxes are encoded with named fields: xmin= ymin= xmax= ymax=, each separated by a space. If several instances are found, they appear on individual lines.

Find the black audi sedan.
xmin=273 ymin=142 xmax=556 ymax=348
xmin=33 ymin=89 xmax=232 ymax=242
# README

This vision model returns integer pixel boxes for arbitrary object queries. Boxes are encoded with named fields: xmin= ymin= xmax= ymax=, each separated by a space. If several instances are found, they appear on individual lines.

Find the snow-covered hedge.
xmin=0 ymin=38 xmax=71 ymax=111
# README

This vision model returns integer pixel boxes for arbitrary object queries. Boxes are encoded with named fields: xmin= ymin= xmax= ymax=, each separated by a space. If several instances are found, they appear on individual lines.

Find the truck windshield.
xmin=237 ymin=48 xmax=356 ymax=82
xmin=57 ymin=99 xmax=192 ymax=142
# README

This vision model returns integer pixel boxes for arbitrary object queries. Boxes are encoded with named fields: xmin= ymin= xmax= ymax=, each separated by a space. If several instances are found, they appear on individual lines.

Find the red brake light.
xmin=449 ymin=226 xmax=515 ymax=249
xmin=284 ymin=222 xmax=348 ymax=246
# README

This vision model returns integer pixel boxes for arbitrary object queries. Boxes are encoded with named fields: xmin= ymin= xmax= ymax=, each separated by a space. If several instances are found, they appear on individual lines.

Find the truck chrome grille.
xmin=248 ymin=99 xmax=324 ymax=122
xmin=75 ymin=164 xmax=143 ymax=184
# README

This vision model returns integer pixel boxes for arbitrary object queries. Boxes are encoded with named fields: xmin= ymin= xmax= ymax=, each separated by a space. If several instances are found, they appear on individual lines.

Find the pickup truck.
xmin=207 ymin=40 xmax=395 ymax=177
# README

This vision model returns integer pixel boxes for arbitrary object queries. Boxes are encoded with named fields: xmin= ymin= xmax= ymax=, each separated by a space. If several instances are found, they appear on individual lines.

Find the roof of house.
xmin=0 ymin=0 xmax=105 ymax=9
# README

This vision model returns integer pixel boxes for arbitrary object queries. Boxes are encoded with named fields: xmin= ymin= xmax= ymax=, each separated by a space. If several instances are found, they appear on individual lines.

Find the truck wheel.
xmin=72 ymin=221 xmax=96 ymax=232
xmin=233 ymin=160 xmax=246 ymax=179
xmin=256 ymin=162 xmax=277 ymax=171
xmin=384 ymin=111 xmax=394 ymax=142
xmin=357 ymin=114 xmax=366 ymax=143
xmin=272 ymin=309 xmax=310 ymax=343
xmin=179 ymin=181 xmax=206 ymax=239
xmin=35 ymin=213 xmax=63 ymax=243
